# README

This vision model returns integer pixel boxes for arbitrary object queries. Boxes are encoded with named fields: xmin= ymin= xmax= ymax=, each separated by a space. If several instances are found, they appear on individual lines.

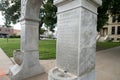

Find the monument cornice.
xmin=54 ymin=0 xmax=102 ymax=7
xmin=54 ymin=0 xmax=74 ymax=6
xmin=87 ymin=0 xmax=102 ymax=7
xmin=20 ymin=18 xmax=40 ymax=22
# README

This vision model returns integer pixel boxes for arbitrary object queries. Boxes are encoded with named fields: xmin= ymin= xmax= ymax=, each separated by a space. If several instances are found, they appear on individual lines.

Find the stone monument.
xmin=48 ymin=0 xmax=102 ymax=80
xmin=9 ymin=0 xmax=44 ymax=80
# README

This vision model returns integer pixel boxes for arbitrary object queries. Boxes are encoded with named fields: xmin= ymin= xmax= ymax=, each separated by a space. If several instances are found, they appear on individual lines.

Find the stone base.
xmin=9 ymin=52 xmax=44 ymax=80
xmin=48 ymin=68 xmax=95 ymax=80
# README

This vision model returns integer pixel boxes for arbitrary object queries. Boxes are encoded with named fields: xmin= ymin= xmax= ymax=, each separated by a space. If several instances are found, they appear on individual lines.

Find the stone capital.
xmin=87 ymin=0 xmax=102 ymax=7
xmin=55 ymin=0 xmax=102 ymax=14
xmin=54 ymin=0 xmax=73 ymax=6
xmin=21 ymin=0 xmax=43 ymax=21
xmin=54 ymin=0 xmax=102 ymax=7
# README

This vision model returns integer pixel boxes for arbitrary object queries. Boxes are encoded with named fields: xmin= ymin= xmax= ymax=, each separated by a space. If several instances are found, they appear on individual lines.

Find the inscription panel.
xmin=57 ymin=8 xmax=80 ymax=75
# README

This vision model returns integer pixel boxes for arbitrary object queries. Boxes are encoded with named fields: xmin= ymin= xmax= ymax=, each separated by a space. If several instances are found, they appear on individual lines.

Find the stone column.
xmin=9 ymin=0 xmax=44 ymax=80
xmin=48 ymin=0 xmax=102 ymax=80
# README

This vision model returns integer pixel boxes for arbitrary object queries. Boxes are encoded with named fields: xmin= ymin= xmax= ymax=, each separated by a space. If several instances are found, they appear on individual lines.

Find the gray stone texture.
xmin=49 ymin=0 xmax=102 ymax=80
xmin=56 ymin=0 xmax=99 ymax=76
xmin=20 ymin=20 xmax=39 ymax=51
xmin=48 ymin=68 xmax=95 ymax=80
xmin=1 ymin=46 xmax=120 ymax=80
xmin=13 ymin=49 xmax=24 ymax=65
xmin=9 ymin=0 xmax=44 ymax=80
xmin=21 ymin=0 xmax=42 ymax=21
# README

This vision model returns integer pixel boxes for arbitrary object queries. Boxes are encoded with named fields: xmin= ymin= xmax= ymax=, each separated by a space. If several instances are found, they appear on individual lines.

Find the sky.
xmin=0 ymin=12 xmax=57 ymax=31
xmin=0 ymin=12 xmax=21 ymax=30
xmin=0 ymin=12 xmax=4 ymax=25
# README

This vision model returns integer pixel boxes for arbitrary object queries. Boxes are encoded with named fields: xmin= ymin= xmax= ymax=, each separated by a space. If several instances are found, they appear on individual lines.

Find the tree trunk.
xmin=39 ymin=21 xmax=43 ymax=40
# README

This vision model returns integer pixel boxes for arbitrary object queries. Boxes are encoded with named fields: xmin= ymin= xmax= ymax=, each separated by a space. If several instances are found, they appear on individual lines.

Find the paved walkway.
xmin=96 ymin=46 xmax=120 ymax=80
xmin=0 ymin=48 xmax=14 ymax=80
xmin=0 ymin=47 xmax=120 ymax=80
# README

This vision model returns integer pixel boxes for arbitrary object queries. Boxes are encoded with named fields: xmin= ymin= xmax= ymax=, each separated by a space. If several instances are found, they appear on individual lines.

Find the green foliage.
xmin=97 ymin=0 xmax=120 ymax=31
xmin=0 ymin=0 xmax=20 ymax=27
xmin=109 ymin=0 xmax=120 ymax=15
xmin=0 ymin=0 xmax=57 ymax=32
xmin=1 ymin=0 xmax=120 ymax=31
xmin=97 ymin=0 xmax=111 ymax=31
xmin=9 ymin=34 xmax=20 ymax=38
xmin=40 ymin=28 xmax=46 ymax=34
xmin=40 ymin=0 xmax=57 ymax=32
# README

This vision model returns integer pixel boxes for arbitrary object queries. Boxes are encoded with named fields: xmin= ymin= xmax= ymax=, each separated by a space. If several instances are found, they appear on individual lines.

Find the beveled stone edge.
xmin=54 ymin=0 xmax=102 ymax=7
xmin=87 ymin=0 xmax=102 ymax=7
xmin=54 ymin=0 xmax=74 ymax=6
xmin=19 ymin=18 xmax=40 ymax=22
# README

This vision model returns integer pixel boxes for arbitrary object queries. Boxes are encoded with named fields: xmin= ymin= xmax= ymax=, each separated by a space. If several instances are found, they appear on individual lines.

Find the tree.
xmin=0 ymin=0 xmax=20 ymax=27
xmin=0 ymin=0 xmax=57 ymax=32
xmin=40 ymin=0 xmax=57 ymax=32
xmin=97 ymin=0 xmax=120 ymax=31
xmin=38 ymin=0 xmax=57 ymax=39
xmin=40 ymin=28 xmax=46 ymax=35
xmin=1 ymin=0 xmax=120 ymax=31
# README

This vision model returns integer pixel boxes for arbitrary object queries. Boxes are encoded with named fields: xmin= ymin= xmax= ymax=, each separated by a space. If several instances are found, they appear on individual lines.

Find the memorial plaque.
xmin=56 ymin=7 xmax=97 ymax=76
xmin=57 ymin=8 xmax=80 ymax=75
xmin=49 ymin=0 xmax=102 ymax=80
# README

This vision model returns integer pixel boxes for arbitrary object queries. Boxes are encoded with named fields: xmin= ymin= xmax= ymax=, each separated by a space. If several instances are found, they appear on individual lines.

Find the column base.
xmin=9 ymin=52 xmax=44 ymax=80
xmin=48 ymin=67 xmax=96 ymax=80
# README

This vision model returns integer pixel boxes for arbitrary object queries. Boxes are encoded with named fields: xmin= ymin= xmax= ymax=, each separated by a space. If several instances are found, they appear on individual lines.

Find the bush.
xmin=9 ymin=34 xmax=20 ymax=38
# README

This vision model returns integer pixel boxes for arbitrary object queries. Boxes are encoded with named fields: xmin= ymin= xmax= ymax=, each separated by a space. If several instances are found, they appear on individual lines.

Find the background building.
xmin=99 ymin=15 xmax=120 ymax=42
xmin=0 ymin=25 xmax=21 ymax=38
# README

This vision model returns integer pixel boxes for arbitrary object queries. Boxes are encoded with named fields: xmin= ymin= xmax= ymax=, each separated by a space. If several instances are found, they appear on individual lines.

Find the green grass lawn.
xmin=0 ymin=38 xmax=20 ymax=57
xmin=0 ymin=38 xmax=56 ymax=59
xmin=96 ymin=42 xmax=120 ymax=51
xmin=0 ymin=38 xmax=120 ymax=59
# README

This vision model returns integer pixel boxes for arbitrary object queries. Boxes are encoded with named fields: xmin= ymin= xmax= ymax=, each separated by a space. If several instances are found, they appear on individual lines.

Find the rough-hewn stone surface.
xmin=56 ymin=0 xmax=98 ymax=76
xmin=21 ymin=0 xmax=42 ymax=21
xmin=1 ymin=47 xmax=120 ymax=80
xmin=20 ymin=20 xmax=39 ymax=51
xmin=49 ymin=0 xmax=102 ymax=80
xmin=56 ymin=8 xmax=79 ymax=75
xmin=9 ymin=0 xmax=44 ymax=80
xmin=13 ymin=50 xmax=24 ymax=65
xmin=49 ymin=68 xmax=95 ymax=80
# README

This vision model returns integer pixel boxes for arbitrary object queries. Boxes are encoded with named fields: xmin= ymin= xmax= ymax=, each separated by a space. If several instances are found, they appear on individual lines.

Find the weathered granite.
xmin=13 ymin=49 xmax=24 ymax=65
xmin=9 ymin=0 xmax=44 ymax=80
xmin=48 ymin=68 xmax=95 ymax=80
xmin=55 ymin=0 xmax=102 ymax=14
xmin=21 ymin=0 xmax=42 ymax=21
xmin=56 ymin=8 xmax=80 ymax=75
xmin=49 ymin=0 xmax=102 ymax=80
xmin=20 ymin=20 xmax=39 ymax=51
xmin=10 ymin=51 xmax=44 ymax=80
